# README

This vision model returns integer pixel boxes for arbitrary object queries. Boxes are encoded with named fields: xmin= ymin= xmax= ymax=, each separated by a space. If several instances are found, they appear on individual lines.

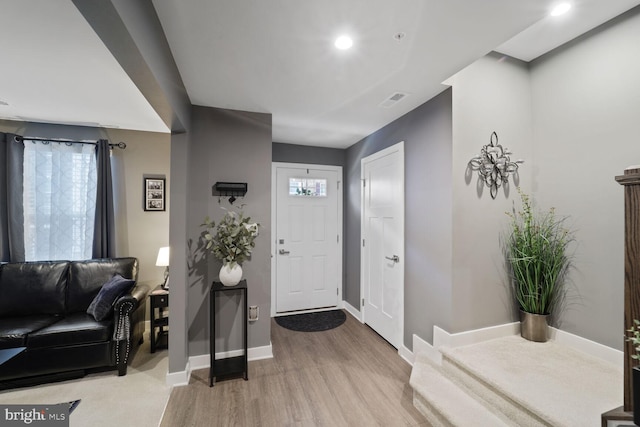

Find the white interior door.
xmin=361 ymin=142 xmax=404 ymax=349
xmin=274 ymin=164 xmax=342 ymax=313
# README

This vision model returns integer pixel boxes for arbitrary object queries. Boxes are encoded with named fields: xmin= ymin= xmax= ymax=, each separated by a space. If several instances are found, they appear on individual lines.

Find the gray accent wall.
xmin=168 ymin=132 xmax=190 ymax=373
xmin=528 ymin=6 xmax=640 ymax=349
xmin=186 ymin=106 xmax=272 ymax=356
xmin=448 ymin=53 xmax=534 ymax=334
xmin=272 ymin=142 xmax=345 ymax=167
xmin=345 ymin=89 xmax=453 ymax=348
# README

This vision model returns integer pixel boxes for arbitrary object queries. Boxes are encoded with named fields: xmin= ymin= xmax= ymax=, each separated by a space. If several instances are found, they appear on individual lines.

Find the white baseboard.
xmin=399 ymin=345 xmax=414 ymax=366
xmin=248 ymin=343 xmax=274 ymax=361
xmin=550 ymin=327 xmax=623 ymax=368
xmin=166 ymin=360 xmax=191 ymax=387
xmin=413 ymin=334 xmax=442 ymax=365
xmin=413 ymin=322 xmax=623 ymax=369
xmin=433 ymin=322 xmax=520 ymax=350
xmin=343 ymin=300 xmax=362 ymax=323
xmin=167 ymin=343 xmax=274 ymax=387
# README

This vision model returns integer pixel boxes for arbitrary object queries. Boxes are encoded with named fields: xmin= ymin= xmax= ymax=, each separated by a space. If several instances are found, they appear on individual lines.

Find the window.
xmin=23 ymin=142 xmax=97 ymax=261
xmin=288 ymin=177 xmax=327 ymax=197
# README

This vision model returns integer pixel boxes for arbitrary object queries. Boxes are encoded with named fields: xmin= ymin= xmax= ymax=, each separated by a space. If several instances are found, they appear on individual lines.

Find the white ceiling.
xmin=1 ymin=1 xmax=639 ymax=148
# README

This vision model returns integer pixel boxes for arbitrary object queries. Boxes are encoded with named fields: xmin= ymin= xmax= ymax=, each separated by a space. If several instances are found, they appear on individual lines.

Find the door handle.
xmin=385 ymin=255 xmax=400 ymax=263
xmin=279 ymin=249 xmax=290 ymax=255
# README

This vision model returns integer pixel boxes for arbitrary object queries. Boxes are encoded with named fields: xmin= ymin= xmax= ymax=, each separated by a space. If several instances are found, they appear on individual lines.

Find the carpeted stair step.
xmin=440 ymin=335 xmax=623 ymax=427
xmin=409 ymin=353 xmax=510 ymax=427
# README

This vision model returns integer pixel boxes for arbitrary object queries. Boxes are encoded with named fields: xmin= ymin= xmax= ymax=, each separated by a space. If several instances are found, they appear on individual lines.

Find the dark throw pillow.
xmin=86 ymin=274 xmax=135 ymax=321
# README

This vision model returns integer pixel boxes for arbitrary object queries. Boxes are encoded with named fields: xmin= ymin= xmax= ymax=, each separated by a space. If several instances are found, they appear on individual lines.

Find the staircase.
xmin=410 ymin=335 xmax=623 ymax=427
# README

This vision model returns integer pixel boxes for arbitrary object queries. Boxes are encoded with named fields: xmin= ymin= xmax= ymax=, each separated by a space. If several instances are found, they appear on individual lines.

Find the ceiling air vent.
xmin=379 ymin=92 xmax=408 ymax=108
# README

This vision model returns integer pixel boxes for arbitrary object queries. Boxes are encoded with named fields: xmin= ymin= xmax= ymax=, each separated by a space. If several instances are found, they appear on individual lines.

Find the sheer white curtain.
xmin=23 ymin=141 xmax=97 ymax=261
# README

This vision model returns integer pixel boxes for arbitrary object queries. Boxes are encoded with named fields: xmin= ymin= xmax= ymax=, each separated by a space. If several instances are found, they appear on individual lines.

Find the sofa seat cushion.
xmin=0 ymin=315 xmax=60 ymax=349
xmin=26 ymin=313 xmax=112 ymax=349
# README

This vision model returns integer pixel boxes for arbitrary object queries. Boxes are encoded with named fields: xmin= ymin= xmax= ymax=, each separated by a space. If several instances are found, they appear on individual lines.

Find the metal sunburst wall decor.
xmin=468 ymin=131 xmax=523 ymax=199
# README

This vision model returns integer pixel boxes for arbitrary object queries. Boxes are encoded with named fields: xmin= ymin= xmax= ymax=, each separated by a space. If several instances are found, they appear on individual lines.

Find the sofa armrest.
xmin=113 ymin=284 xmax=149 ymax=338
xmin=122 ymin=283 xmax=150 ymax=308
xmin=112 ymin=283 xmax=150 ymax=375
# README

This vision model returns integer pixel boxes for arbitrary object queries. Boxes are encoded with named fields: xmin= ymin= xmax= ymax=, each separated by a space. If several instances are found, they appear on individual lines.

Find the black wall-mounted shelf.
xmin=213 ymin=182 xmax=247 ymax=197
xmin=213 ymin=182 xmax=247 ymax=204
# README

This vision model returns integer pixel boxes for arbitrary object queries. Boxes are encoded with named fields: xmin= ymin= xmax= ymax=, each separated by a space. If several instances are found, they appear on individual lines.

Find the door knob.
xmin=385 ymin=255 xmax=400 ymax=263
xmin=279 ymin=249 xmax=290 ymax=255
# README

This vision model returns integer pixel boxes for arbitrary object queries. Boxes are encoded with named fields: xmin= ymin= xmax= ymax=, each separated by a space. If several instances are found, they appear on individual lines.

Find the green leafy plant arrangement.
xmin=627 ymin=319 xmax=640 ymax=360
xmin=201 ymin=209 xmax=259 ymax=266
xmin=505 ymin=188 xmax=574 ymax=315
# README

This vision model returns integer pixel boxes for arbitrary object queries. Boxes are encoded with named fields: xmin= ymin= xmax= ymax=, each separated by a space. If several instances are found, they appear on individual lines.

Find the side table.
xmin=149 ymin=285 xmax=169 ymax=353
xmin=209 ymin=280 xmax=248 ymax=387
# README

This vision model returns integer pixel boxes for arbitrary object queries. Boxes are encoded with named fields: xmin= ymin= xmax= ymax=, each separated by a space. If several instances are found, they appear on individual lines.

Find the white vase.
xmin=219 ymin=263 xmax=242 ymax=286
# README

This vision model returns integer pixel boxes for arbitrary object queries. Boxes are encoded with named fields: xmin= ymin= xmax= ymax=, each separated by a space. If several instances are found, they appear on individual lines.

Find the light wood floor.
xmin=160 ymin=312 xmax=429 ymax=426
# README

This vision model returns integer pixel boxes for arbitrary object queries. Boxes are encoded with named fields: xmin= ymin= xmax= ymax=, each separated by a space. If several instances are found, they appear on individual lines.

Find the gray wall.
xmin=528 ymin=7 xmax=640 ymax=349
xmin=448 ymin=53 xmax=534 ymax=334
xmin=272 ymin=142 xmax=345 ymax=167
xmin=186 ymin=106 xmax=272 ymax=356
xmin=345 ymin=88 xmax=453 ymax=348
xmin=168 ymin=131 xmax=190 ymax=373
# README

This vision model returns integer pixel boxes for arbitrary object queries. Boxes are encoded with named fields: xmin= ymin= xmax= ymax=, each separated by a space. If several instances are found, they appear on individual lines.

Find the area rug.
xmin=275 ymin=310 xmax=346 ymax=332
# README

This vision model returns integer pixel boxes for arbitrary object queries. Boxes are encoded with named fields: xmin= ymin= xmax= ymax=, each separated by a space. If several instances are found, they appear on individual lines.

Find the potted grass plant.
xmin=505 ymin=188 xmax=574 ymax=342
xmin=625 ymin=319 xmax=640 ymax=425
xmin=627 ymin=320 xmax=640 ymax=423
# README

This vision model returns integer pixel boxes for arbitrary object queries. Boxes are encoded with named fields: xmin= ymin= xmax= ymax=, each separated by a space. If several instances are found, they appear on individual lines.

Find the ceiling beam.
xmin=72 ymin=0 xmax=191 ymax=133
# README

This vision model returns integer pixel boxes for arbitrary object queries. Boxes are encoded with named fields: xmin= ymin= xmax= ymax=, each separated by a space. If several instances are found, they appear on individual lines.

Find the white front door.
xmin=361 ymin=142 xmax=404 ymax=349
xmin=273 ymin=164 xmax=342 ymax=313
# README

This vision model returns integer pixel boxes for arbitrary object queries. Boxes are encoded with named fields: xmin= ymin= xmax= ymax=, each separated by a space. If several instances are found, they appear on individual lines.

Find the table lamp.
xmin=156 ymin=246 xmax=170 ymax=289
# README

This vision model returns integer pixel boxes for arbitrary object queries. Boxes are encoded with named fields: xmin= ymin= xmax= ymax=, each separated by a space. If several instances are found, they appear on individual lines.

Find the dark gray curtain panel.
xmin=92 ymin=139 xmax=115 ymax=258
xmin=0 ymin=133 xmax=25 ymax=262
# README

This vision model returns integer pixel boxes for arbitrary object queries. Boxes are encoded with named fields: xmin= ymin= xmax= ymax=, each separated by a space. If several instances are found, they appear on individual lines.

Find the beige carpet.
xmin=0 ymin=334 xmax=170 ymax=427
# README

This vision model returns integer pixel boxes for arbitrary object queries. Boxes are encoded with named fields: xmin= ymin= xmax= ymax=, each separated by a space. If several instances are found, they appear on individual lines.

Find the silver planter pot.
xmin=634 ymin=367 xmax=640 ymax=425
xmin=520 ymin=310 xmax=549 ymax=342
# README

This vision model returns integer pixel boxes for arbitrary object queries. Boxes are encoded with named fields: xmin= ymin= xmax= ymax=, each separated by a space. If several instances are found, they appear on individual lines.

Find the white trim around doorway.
xmin=270 ymin=162 xmax=344 ymax=317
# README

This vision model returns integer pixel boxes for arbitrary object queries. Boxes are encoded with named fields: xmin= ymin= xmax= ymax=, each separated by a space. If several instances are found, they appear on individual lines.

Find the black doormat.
xmin=275 ymin=310 xmax=346 ymax=332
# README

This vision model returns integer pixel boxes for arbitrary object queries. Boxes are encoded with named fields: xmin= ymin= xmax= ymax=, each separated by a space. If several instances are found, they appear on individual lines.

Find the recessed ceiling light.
xmin=334 ymin=35 xmax=353 ymax=50
xmin=550 ymin=3 xmax=571 ymax=17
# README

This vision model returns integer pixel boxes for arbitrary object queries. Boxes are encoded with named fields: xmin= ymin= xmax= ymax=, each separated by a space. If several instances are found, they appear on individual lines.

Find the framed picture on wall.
xmin=144 ymin=177 xmax=165 ymax=211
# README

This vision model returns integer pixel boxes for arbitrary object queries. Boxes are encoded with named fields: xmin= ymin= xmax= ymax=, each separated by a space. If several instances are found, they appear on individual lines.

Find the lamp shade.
xmin=156 ymin=246 xmax=170 ymax=267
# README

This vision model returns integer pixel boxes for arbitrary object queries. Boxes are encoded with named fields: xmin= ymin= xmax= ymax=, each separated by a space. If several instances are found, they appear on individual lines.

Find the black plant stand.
xmin=209 ymin=280 xmax=248 ymax=387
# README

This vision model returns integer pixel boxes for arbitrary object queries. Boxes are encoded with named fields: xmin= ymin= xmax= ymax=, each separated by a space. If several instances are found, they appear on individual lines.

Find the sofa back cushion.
xmin=66 ymin=258 xmax=138 ymax=313
xmin=0 ymin=261 xmax=70 ymax=316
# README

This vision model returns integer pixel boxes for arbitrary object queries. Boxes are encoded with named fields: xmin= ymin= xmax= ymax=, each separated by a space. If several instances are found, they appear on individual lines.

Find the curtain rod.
xmin=19 ymin=136 xmax=126 ymax=149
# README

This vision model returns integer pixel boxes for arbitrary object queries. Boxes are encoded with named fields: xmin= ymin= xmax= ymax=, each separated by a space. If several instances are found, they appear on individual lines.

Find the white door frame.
xmin=271 ymin=162 xmax=343 ymax=317
xmin=360 ymin=142 xmax=405 ymax=348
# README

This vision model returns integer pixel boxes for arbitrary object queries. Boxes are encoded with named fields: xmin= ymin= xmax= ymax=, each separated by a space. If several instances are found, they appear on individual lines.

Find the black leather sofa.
xmin=0 ymin=257 xmax=149 ymax=388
